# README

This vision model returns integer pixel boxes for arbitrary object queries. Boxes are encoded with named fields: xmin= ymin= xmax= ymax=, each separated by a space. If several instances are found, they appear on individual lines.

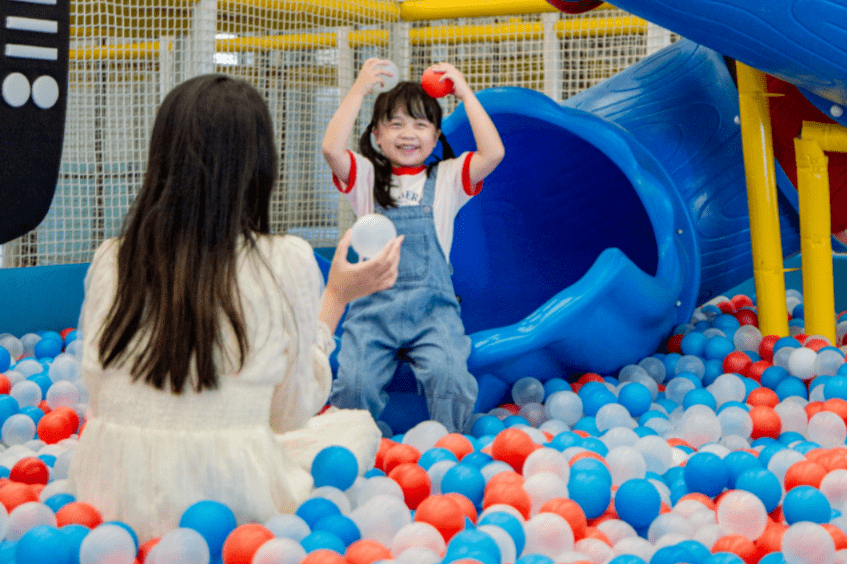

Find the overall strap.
xmin=420 ymin=164 xmax=438 ymax=208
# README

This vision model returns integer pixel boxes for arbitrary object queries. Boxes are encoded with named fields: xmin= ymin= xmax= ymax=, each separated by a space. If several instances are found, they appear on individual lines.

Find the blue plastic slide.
xmin=441 ymin=39 xmax=801 ymax=412
xmin=599 ymin=0 xmax=847 ymax=109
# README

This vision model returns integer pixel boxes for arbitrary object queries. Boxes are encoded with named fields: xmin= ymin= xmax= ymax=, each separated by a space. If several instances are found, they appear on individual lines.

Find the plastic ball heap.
xmin=5 ymin=292 xmax=847 ymax=564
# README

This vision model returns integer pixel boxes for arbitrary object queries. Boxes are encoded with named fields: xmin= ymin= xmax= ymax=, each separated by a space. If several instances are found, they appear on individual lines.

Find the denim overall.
xmin=330 ymin=166 xmax=478 ymax=433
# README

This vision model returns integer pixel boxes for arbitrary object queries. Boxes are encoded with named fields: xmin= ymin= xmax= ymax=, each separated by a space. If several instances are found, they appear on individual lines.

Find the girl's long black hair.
xmin=358 ymin=82 xmax=454 ymax=209
xmin=98 ymin=74 xmax=278 ymax=393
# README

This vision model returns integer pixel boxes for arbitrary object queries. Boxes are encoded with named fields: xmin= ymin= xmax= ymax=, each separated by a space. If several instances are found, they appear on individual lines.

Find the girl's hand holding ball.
xmin=421 ymin=66 xmax=454 ymax=98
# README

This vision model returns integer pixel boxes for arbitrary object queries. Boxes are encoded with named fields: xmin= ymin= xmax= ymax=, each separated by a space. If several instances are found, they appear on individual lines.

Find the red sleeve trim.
xmin=462 ymin=152 xmax=483 ymax=196
xmin=332 ymin=150 xmax=356 ymax=194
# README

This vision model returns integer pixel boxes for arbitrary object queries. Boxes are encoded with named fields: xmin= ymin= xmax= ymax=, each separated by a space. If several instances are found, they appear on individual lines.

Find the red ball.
xmin=382 ymin=443 xmax=421 ymax=475
xmin=221 ymin=523 xmax=274 ymax=564
xmin=60 ymin=327 xmax=76 ymax=340
xmin=138 ymin=538 xmax=160 ymax=563
xmin=746 ymin=360 xmax=771 ymax=382
xmin=345 ymin=539 xmax=393 ymax=564
xmin=539 ymin=497 xmax=587 ymax=540
xmin=723 ymin=351 xmax=753 ymax=375
xmin=300 ymin=549 xmax=348 ymax=564
xmin=421 ymin=67 xmax=453 ymax=98
xmin=544 ymin=0 xmax=603 ymax=14
xmin=443 ymin=492 xmax=477 ymax=525
xmin=37 ymin=407 xmax=79 ymax=444
xmin=717 ymin=300 xmax=736 ymax=314
xmin=759 ymin=335 xmax=780 ymax=362
xmin=666 ymin=333 xmax=684 ymax=354
xmin=0 ymin=482 xmax=39 ymax=512
xmin=823 ymin=523 xmax=847 ymax=550
xmin=482 ymin=482 xmax=531 ymax=519
xmin=387 ymin=462 xmax=431 ymax=510
xmin=746 ymin=387 xmax=779 ymax=408
xmin=498 ymin=403 xmax=521 ymax=415
xmin=10 ymin=457 xmax=49 ymax=485
xmin=804 ymin=338 xmax=830 ymax=352
xmin=415 ymin=494 xmax=466 ymax=542
xmin=754 ymin=521 xmax=786 ymax=562
xmin=713 ymin=534 xmax=756 ymax=564
xmin=375 ymin=438 xmax=397 ymax=472
xmin=749 ymin=405 xmax=782 ymax=440
xmin=56 ymin=501 xmax=103 ymax=528
xmin=734 ymin=308 xmax=759 ymax=327
xmin=434 ymin=433 xmax=474 ymax=461
xmin=783 ymin=460 xmax=827 ymax=491
xmin=490 ymin=428 xmax=537 ymax=473
xmin=0 ymin=375 xmax=10 ymax=396
xmin=732 ymin=294 xmax=755 ymax=310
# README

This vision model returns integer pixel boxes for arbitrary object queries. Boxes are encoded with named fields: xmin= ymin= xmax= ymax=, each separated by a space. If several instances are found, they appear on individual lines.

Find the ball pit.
xmin=2 ymin=294 xmax=847 ymax=563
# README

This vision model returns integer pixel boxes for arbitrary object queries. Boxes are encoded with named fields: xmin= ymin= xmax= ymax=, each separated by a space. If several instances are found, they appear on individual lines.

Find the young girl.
xmin=322 ymin=60 xmax=504 ymax=433
xmin=67 ymin=74 xmax=403 ymax=541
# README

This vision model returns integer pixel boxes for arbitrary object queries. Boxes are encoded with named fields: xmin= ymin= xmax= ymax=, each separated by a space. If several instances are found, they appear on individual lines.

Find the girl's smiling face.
xmin=373 ymin=109 xmax=440 ymax=168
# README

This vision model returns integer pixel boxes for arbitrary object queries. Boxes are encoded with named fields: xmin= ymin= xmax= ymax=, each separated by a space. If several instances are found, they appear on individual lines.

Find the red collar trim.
xmin=392 ymin=165 xmax=426 ymax=175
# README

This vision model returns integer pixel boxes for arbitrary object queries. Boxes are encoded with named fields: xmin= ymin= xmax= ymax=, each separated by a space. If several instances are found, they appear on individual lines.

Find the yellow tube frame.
xmin=794 ymin=121 xmax=847 ymax=345
xmin=736 ymin=62 xmax=789 ymax=338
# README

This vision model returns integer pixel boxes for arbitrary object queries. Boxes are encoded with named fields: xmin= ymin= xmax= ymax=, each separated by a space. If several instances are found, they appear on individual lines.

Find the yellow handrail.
xmin=794 ymin=121 xmax=847 ymax=344
xmin=736 ymin=62 xmax=789 ymax=338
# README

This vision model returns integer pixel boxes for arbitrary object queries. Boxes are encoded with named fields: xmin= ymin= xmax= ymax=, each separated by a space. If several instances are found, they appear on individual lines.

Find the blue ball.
xmin=680 ymin=332 xmax=708 ymax=357
xmin=650 ymin=545 xmax=695 ymax=564
xmin=713 ymin=314 xmax=740 ymax=334
xmin=675 ymin=540 xmax=712 ymax=564
xmin=778 ymin=431 xmax=806 ymax=446
xmin=615 ymin=479 xmax=661 ymax=530
xmin=581 ymin=437 xmax=609 ymax=457
xmin=756 ymin=442 xmax=787 ymax=467
xmin=703 ymin=359 xmax=724 ymax=386
xmin=568 ymin=470 xmax=612 ymax=519
xmin=0 ymin=396 xmax=19 ymax=427
xmin=776 ymin=376 xmax=808 ymax=400
xmin=573 ymin=416 xmax=600 ymax=436
xmin=462 ymin=451 xmax=494 ymax=469
xmin=179 ymin=500 xmax=238 ymax=557
xmin=704 ymin=336 xmax=735 ymax=361
xmin=26 ymin=374 xmax=51 ymax=398
xmin=703 ymin=553 xmax=745 ymax=564
xmin=773 ymin=337 xmax=800 ymax=353
xmin=15 ymin=526 xmax=72 ymax=564
xmin=442 ymin=529 xmax=500 ymax=564
xmin=503 ymin=415 xmax=530 ymax=428
xmin=611 ymin=556 xmax=647 ymax=564
xmin=478 ymin=511 xmax=526 ymax=556
xmin=761 ymin=366 xmax=790 ymax=390
xmin=639 ymin=410 xmax=668 ymax=426
xmin=722 ymin=451 xmax=761 ymax=488
xmin=472 ymin=415 xmax=505 ymax=438
xmin=515 ymin=556 xmax=555 ymax=564
xmin=33 ymin=337 xmax=62 ymax=360
xmin=683 ymin=452 xmax=728 ymax=497
xmin=618 ymin=382 xmax=652 ymax=417
xmin=543 ymin=378 xmax=571 ymax=400
xmin=301 ymin=530 xmax=346 ymax=554
xmin=312 ymin=445 xmax=358 ymax=490
xmin=61 ymin=524 xmax=89 ymax=564
xmin=634 ymin=426 xmax=658 ymax=437
xmin=682 ymin=388 xmax=717 ymax=411
xmin=43 ymin=493 xmax=75 ymax=513
xmin=63 ymin=330 xmax=78 ymax=346
xmin=441 ymin=463 xmax=486 ymax=507
xmin=548 ymin=431 xmax=581 ymax=451
xmin=824 ymin=375 xmax=847 ymax=400
xmin=0 ymin=347 xmax=10 ymax=373
xmin=663 ymin=353 xmax=682 ymax=377
xmin=735 ymin=467 xmax=782 ymax=513
xmin=758 ymin=552 xmax=787 ymax=564
xmin=782 ymin=485 xmax=831 ymax=524
xmin=19 ymin=406 xmax=43 ymax=427
xmin=295 ymin=497 xmax=341 ymax=529
xmin=581 ymin=388 xmax=618 ymax=418
xmin=792 ymin=303 xmax=804 ymax=319
xmin=418 ymin=447 xmax=459 ymax=470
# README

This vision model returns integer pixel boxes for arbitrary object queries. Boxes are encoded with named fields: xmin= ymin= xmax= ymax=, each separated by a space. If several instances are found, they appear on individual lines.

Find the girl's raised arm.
xmin=427 ymin=62 xmax=505 ymax=185
xmin=322 ymin=58 xmax=395 ymax=184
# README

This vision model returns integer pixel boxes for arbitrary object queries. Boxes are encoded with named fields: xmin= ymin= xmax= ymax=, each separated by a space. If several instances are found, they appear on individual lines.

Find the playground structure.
xmin=1 ymin=1 xmax=846 ymax=432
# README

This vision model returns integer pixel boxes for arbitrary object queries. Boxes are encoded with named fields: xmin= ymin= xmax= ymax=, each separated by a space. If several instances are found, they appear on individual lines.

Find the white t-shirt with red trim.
xmin=333 ymin=150 xmax=481 ymax=261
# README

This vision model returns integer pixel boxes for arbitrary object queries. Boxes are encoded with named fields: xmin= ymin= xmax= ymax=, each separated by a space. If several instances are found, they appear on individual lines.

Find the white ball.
xmin=350 ymin=214 xmax=397 ymax=259
xmin=782 ymin=522 xmax=835 ymax=564
xmin=788 ymin=347 xmax=819 ymax=380
xmin=373 ymin=60 xmax=400 ymax=94
xmin=716 ymin=489 xmax=767 ymax=541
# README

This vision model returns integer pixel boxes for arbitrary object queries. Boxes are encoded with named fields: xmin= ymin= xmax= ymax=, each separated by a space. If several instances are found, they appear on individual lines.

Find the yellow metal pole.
xmin=794 ymin=121 xmax=847 ymax=345
xmin=736 ymin=62 xmax=789 ymax=338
